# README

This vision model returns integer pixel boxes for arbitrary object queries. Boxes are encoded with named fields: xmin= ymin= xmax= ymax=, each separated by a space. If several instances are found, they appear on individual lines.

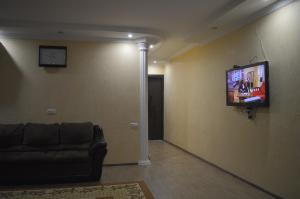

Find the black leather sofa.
xmin=0 ymin=122 xmax=107 ymax=185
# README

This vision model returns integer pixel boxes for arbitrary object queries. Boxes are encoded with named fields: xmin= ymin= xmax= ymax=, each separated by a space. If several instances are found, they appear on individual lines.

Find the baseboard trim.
xmin=104 ymin=163 xmax=138 ymax=167
xmin=104 ymin=160 xmax=151 ymax=167
xmin=163 ymin=140 xmax=283 ymax=199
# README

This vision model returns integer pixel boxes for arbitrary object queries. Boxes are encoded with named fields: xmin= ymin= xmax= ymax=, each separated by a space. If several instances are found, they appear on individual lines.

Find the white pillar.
xmin=138 ymin=41 xmax=151 ymax=166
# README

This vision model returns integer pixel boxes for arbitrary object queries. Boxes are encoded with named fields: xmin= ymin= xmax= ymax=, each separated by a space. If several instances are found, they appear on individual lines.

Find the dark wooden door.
xmin=148 ymin=75 xmax=164 ymax=140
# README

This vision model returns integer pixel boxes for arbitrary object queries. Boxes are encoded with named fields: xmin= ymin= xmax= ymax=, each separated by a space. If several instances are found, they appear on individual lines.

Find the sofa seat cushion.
xmin=59 ymin=143 xmax=90 ymax=151
xmin=23 ymin=123 xmax=60 ymax=146
xmin=48 ymin=150 xmax=90 ymax=162
xmin=0 ymin=145 xmax=26 ymax=152
xmin=0 ymin=124 xmax=24 ymax=148
xmin=60 ymin=122 xmax=93 ymax=144
xmin=0 ymin=151 xmax=89 ymax=163
xmin=23 ymin=144 xmax=90 ymax=151
xmin=0 ymin=144 xmax=90 ymax=153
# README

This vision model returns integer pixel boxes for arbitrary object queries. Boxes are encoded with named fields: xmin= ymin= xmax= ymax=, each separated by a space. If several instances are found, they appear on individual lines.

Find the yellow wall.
xmin=148 ymin=64 xmax=165 ymax=75
xmin=164 ymin=2 xmax=300 ymax=199
xmin=0 ymin=39 xmax=140 ymax=164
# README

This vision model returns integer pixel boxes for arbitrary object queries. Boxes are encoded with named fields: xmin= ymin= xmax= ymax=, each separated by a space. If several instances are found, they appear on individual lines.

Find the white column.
xmin=138 ymin=41 xmax=151 ymax=166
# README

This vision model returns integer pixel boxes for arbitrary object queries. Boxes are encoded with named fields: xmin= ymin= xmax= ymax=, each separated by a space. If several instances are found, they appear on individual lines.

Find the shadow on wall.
xmin=44 ymin=67 xmax=64 ymax=74
xmin=0 ymin=42 xmax=23 ymax=106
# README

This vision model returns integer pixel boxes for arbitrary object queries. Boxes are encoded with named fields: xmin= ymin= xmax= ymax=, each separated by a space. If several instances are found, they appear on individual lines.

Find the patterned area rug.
xmin=0 ymin=181 xmax=154 ymax=199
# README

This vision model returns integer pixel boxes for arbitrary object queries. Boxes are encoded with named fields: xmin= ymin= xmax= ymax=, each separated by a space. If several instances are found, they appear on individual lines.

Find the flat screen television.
xmin=39 ymin=46 xmax=67 ymax=67
xmin=226 ymin=61 xmax=269 ymax=107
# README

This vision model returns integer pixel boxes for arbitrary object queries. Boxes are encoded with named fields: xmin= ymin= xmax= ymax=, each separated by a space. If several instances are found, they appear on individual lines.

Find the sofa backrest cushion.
xmin=60 ymin=122 xmax=93 ymax=144
xmin=23 ymin=123 xmax=60 ymax=146
xmin=0 ymin=124 xmax=24 ymax=148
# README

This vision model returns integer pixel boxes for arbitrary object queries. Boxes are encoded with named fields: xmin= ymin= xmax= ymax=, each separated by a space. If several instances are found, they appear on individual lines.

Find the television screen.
xmin=226 ymin=61 xmax=269 ymax=107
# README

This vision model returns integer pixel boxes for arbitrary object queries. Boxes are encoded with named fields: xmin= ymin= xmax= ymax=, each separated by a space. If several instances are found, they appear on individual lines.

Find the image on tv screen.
xmin=227 ymin=62 xmax=268 ymax=105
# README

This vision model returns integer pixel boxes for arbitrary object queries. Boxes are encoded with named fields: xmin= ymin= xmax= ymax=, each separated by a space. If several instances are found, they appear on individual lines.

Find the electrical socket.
xmin=47 ymin=108 xmax=57 ymax=115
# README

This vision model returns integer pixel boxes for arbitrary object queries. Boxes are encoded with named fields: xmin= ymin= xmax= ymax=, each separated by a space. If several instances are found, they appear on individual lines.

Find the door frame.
xmin=148 ymin=75 xmax=164 ymax=140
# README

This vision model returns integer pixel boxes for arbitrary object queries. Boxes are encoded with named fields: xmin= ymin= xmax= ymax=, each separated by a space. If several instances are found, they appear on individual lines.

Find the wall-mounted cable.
xmin=255 ymin=23 xmax=269 ymax=61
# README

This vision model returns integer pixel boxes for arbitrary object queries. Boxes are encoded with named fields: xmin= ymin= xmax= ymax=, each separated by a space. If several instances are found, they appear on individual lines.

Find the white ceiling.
xmin=0 ymin=0 xmax=294 ymax=62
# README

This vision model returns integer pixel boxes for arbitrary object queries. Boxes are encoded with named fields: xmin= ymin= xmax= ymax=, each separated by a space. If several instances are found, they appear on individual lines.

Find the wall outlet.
xmin=47 ymin=108 xmax=57 ymax=115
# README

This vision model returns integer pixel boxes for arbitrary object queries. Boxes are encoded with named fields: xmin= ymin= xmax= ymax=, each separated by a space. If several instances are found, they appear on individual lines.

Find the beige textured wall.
xmin=0 ymin=39 xmax=140 ymax=164
xmin=164 ymin=2 xmax=300 ymax=199
xmin=148 ymin=64 xmax=165 ymax=75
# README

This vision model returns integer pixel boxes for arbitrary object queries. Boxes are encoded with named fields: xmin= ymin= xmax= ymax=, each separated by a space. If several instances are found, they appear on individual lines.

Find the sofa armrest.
xmin=89 ymin=125 xmax=107 ymax=156
xmin=89 ymin=125 xmax=107 ymax=181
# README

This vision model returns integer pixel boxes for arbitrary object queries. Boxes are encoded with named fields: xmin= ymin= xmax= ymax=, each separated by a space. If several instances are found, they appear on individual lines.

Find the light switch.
xmin=129 ymin=122 xmax=139 ymax=128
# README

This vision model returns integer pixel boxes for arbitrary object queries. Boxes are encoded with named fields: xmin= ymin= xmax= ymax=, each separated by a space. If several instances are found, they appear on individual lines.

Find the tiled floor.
xmin=102 ymin=140 xmax=275 ymax=199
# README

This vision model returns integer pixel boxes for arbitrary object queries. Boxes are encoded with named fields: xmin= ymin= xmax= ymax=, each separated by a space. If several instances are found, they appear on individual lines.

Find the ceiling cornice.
xmin=167 ymin=0 xmax=296 ymax=62
xmin=0 ymin=19 xmax=163 ymax=44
